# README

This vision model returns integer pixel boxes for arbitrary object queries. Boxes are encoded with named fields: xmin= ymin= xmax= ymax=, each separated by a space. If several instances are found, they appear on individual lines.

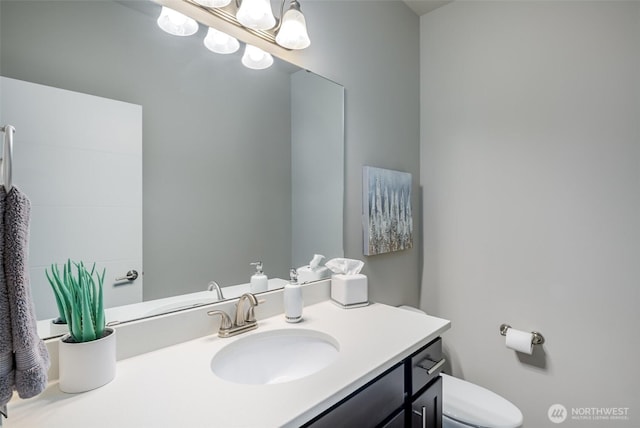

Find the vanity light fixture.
xmin=156 ymin=6 xmax=199 ymax=36
xmin=156 ymin=0 xmax=310 ymax=71
xmin=275 ymin=0 xmax=310 ymax=49
xmin=241 ymin=44 xmax=274 ymax=69
xmin=186 ymin=0 xmax=311 ymax=50
xmin=236 ymin=0 xmax=276 ymax=30
xmin=194 ymin=0 xmax=232 ymax=7
xmin=204 ymin=27 xmax=240 ymax=54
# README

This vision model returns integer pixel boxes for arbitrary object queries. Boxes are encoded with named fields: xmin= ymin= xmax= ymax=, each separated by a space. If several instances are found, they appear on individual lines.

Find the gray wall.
xmin=1 ymin=0 xmax=292 ymax=300
xmin=295 ymin=1 xmax=422 ymax=305
xmin=420 ymin=1 xmax=639 ymax=426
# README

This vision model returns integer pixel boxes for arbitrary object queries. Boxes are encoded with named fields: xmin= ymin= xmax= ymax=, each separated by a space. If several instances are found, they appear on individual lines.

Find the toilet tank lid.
xmin=441 ymin=373 xmax=523 ymax=428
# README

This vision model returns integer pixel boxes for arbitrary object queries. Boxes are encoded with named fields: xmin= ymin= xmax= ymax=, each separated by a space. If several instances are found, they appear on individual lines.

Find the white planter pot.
xmin=58 ymin=328 xmax=116 ymax=393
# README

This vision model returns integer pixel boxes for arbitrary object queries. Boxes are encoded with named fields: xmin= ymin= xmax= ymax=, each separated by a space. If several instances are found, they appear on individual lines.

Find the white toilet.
xmin=398 ymin=306 xmax=523 ymax=428
xmin=441 ymin=372 xmax=523 ymax=428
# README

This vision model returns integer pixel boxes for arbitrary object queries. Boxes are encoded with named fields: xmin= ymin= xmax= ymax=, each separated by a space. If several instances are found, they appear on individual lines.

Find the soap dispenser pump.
xmin=284 ymin=268 xmax=303 ymax=323
xmin=250 ymin=261 xmax=268 ymax=293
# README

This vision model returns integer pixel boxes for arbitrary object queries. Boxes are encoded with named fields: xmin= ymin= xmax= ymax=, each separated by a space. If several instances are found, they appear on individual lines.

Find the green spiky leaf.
xmin=45 ymin=265 xmax=68 ymax=323
xmin=45 ymin=259 xmax=107 ymax=342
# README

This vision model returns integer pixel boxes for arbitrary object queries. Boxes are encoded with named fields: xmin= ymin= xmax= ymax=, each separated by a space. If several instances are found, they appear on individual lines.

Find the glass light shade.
xmin=157 ymin=7 xmax=198 ymax=36
xmin=236 ymin=0 xmax=276 ymax=30
xmin=275 ymin=8 xmax=310 ymax=50
xmin=204 ymin=28 xmax=240 ymax=54
xmin=193 ymin=0 xmax=232 ymax=7
xmin=241 ymin=44 xmax=273 ymax=70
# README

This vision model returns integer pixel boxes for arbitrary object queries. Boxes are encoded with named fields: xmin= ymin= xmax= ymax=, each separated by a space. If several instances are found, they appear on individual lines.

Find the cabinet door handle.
xmin=412 ymin=407 xmax=428 ymax=428
xmin=422 ymin=406 xmax=427 ymax=428
xmin=417 ymin=357 xmax=446 ymax=375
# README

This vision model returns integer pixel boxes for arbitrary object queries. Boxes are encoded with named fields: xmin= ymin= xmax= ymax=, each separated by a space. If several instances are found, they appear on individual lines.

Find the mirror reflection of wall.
xmin=1 ymin=76 xmax=144 ymax=316
xmin=291 ymin=71 xmax=344 ymax=268
xmin=0 ymin=0 xmax=344 ymax=328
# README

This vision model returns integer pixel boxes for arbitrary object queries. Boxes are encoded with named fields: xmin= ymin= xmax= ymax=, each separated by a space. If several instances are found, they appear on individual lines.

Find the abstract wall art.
xmin=363 ymin=166 xmax=413 ymax=256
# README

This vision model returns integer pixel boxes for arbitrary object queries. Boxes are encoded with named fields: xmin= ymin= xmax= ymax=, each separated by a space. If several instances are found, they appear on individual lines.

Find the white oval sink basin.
xmin=211 ymin=329 xmax=339 ymax=385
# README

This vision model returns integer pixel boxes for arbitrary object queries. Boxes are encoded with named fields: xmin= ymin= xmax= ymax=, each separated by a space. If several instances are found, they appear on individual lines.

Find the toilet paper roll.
xmin=505 ymin=328 xmax=534 ymax=355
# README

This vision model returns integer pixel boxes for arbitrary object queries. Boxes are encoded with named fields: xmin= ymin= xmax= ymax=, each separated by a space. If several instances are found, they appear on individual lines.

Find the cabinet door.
xmin=304 ymin=364 xmax=405 ymax=428
xmin=411 ymin=376 xmax=442 ymax=428
xmin=381 ymin=410 xmax=405 ymax=428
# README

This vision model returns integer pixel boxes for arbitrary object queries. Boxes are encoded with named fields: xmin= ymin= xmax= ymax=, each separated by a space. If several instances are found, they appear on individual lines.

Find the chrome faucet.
xmin=207 ymin=280 xmax=224 ymax=300
xmin=235 ymin=292 xmax=259 ymax=327
xmin=207 ymin=292 xmax=260 ymax=338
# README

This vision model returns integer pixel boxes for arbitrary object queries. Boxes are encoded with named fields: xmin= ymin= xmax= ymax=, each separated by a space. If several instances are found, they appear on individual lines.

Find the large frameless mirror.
xmin=0 ymin=0 xmax=344 ymax=338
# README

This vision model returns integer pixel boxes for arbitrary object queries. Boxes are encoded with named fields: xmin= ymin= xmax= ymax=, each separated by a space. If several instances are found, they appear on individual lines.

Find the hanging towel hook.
xmin=1 ymin=125 xmax=14 ymax=191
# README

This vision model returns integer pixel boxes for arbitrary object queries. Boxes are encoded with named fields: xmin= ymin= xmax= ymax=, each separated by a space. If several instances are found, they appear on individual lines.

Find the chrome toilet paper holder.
xmin=500 ymin=324 xmax=545 ymax=345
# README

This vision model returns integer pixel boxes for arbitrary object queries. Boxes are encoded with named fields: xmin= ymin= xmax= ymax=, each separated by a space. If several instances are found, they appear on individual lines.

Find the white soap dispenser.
xmin=284 ymin=268 xmax=303 ymax=323
xmin=250 ymin=261 xmax=268 ymax=293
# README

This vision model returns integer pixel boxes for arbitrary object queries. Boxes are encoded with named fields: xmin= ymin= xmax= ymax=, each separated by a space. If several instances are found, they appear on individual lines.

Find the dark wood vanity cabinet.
xmin=408 ymin=337 xmax=444 ymax=428
xmin=303 ymin=337 xmax=444 ymax=428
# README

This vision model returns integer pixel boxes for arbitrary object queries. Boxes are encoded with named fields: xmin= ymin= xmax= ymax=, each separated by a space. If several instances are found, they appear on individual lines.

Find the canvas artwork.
xmin=363 ymin=166 xmax=413 ymax=256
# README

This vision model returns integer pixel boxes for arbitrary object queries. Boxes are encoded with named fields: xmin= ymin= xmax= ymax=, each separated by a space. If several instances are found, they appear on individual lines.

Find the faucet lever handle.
xmin=207 ymin=310 xmax=233 ymax=332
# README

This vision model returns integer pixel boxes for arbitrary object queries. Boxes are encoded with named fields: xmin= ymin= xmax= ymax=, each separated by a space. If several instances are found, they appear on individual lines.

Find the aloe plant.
xmin=45 ymin=260 xmax=106 ymax=342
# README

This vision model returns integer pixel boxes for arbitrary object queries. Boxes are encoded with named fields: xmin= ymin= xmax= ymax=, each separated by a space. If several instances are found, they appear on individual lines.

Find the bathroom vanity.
xmin=6 ymin=294 xmax=450 ymax=427
xmin=305 ymin=337 xmax=444 ymax=427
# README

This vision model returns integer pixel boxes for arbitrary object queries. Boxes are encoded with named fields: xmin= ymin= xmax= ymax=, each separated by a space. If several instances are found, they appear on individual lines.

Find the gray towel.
xmin=0 ymin=189 xmax=14 ymax=414
xmin=0 ymin=187 xmax=49 ymax=411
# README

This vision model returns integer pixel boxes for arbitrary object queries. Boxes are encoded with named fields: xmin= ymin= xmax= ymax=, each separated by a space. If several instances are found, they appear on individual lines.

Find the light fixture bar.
xmin=184 ymin=0 xmax=280 ymax=47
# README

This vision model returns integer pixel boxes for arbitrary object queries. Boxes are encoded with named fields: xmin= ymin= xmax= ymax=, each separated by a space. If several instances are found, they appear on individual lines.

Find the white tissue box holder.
xmin=331 ymin=274 xmax=369 ymax=308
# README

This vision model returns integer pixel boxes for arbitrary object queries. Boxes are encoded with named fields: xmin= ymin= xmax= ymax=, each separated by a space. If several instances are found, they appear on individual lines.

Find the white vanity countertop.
xmin=8 ymin=301 xmax=450 ymax=428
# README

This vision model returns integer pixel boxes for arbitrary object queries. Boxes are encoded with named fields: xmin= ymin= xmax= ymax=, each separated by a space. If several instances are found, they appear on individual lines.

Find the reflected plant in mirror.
xmin=0 ymin=0 xmax=344 ymax=338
